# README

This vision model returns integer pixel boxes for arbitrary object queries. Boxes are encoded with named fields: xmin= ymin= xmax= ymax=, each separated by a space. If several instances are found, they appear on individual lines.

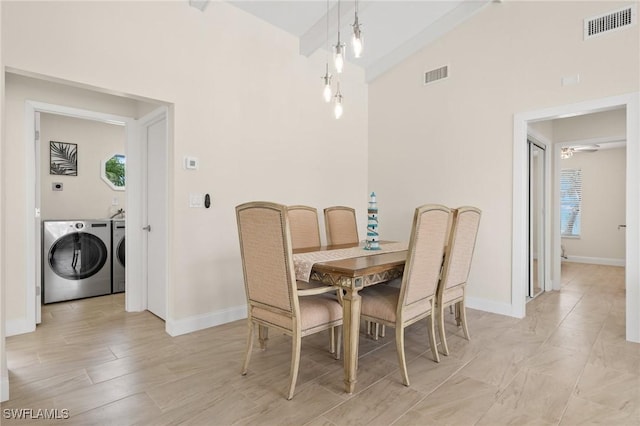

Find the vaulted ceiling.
xmin=194 ymin=1 xmax=493 ymax=82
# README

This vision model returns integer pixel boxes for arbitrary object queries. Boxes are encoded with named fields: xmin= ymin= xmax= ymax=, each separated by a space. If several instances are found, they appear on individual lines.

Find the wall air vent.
xmin=424 ymin=65 xmax=448 ymax=85
xmin=584 ymin=5 xmax=636 ymax=40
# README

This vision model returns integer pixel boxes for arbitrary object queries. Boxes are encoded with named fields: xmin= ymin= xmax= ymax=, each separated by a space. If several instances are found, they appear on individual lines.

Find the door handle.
xmin=618 ymin=225 xmax=626 ymax=230
xmin=142 ymin=225 xmax=151 ymax=232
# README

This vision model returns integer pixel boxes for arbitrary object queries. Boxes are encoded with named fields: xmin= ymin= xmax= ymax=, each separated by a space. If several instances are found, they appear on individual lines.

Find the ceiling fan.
xmin=561 ymin=144 xmax=599 ymax=159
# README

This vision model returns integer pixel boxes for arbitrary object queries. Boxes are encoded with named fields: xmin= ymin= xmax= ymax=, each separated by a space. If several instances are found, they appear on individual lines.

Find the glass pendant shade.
xmin=334 ymin=84 xmax=343 ymax=119
xmin=352 ymin=32 xmax=363 ymax=58
xmin=334 ymin=100 xmax=343 ymax=119
xmin=322 ymin=66 xmax=332 ymax=103
xmin=352 ymin=13 xmax=363 ymax=58
xmin=334 ymin=41 xmax=345 ymax=73
xmin=323 ymin=81 xmax=332 ymax=103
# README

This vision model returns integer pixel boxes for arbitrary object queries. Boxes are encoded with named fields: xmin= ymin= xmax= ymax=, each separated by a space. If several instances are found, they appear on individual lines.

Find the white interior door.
xmin=141 ymin=110 xmax=168 ymax=320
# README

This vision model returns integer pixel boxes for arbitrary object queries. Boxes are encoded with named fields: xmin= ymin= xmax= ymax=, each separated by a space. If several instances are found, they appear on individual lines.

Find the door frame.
xmin=129 ymin=107 xmax=169 ymax=320
xmin=513 ymin=92 xmax=640 ymax=342
xmin=23 ymin=101 xmax=167 ymax=331
xmin=526 ymin=136 xmax=551 ymax=299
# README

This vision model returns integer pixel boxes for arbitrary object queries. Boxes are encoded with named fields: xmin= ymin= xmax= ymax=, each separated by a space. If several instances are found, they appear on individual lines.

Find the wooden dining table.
xmin=293 ymin=242 xmax=408 ymax=394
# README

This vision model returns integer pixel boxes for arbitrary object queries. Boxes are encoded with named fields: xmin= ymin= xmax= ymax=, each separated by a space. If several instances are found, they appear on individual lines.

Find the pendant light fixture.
xmin=334 ymin=81 xmax=344 ymax=119
xmin=351 ymin=0 xmax=363 ymax=58
xmin=334 ymin=0 xmax=345 ymax=73
xmin=321 ymin=0 xmax=332 ymax=103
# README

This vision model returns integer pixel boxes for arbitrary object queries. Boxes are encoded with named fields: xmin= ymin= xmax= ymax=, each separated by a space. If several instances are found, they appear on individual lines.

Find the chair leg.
xmin=380 ymin=325 xmax=386 ymax=338
xmin=459 ymin=301 xmax=470 ymax=340
xmin=258 ymin=325 xmax=269 ymax=350
xmin=335 ymin=325 xmax=342 ymax=360
xmin=329 ymin=327 xmax=336 ymax=354
xmin=374 ymin=323 xmax=380 ymax=341
xmin=395 ymin=326 xmax=410 ymax=386
xmin=455 ymin=303 xmax=462 ymax=326
xmin=438 ymin=304 xmax=450 ymax=356
xmin=241 ymin=321 xmax=255 ymax=375
xmin=428 ymin=314 xmax=440 ymax=363
xmin=287 ymin=333 xmax=302 ymax=400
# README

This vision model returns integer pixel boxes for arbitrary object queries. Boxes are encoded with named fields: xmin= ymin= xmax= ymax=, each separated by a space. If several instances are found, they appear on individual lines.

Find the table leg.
xmin=342 ymin=282 xmax=361 ymax=394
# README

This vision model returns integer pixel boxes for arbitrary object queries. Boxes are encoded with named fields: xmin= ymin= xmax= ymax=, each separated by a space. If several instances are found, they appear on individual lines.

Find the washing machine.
xmin=42 ymin=220 xmax=112 ymax=303
xmin=112 ymin=220 xmax=125 ymax=293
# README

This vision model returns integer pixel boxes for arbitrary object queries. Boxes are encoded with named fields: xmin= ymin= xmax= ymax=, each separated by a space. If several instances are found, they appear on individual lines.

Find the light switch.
xmin=189 ymin=193 xmax=203 ymax=208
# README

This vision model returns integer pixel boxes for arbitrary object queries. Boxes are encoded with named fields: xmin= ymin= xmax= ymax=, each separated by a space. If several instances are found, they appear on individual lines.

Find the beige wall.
xmin=2 ymin=2 xmax=368 ymax=327
xmin=554 ymin=108 xmax=626 ymax=142
xmin=368 ymin=1 xmax=639 ymax=310
xmin=560 ymin=148 xmax=626 ymax=261
xmin=40 ymin=113 xmax=126 ymax=220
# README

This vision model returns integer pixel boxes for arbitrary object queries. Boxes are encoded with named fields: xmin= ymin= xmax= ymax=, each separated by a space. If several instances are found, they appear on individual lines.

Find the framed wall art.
xmin=50 ymin=141 xmax=78 ymax=176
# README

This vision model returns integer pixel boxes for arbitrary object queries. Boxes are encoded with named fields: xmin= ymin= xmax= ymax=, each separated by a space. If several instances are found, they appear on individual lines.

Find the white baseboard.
xmin=563 ymin=256 xmax=625 ymax=267
xmin=1 ymin=374 xmax=9 ymax=402
xmin=165 ymin=304 xmax=248 ymax=337
xmin=466 ymin=296 xmax=514 ymax=318
xmin=6 ymin=319 xmax=35 ymax=337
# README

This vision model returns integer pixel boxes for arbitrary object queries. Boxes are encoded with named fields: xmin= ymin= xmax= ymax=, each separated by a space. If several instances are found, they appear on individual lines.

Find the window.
xmin=560 ymin=168 xmax=582 ymax=237
xmin=101 ymin=153 xmax=126 ymax=191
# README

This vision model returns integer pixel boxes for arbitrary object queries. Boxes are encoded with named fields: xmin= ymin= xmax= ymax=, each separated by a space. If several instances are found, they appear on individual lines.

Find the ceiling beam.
xmin=299 ymin=1 xmax=358 ymax=57
xmin=365 ymin=0 xmax=492 ymax=82
xmin=189 ymin=0 xmax=210 ymax=12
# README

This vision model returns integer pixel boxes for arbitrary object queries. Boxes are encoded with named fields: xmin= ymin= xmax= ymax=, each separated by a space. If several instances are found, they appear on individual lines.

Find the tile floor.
xmin=1 ymin=262 xmax=639 ymax=425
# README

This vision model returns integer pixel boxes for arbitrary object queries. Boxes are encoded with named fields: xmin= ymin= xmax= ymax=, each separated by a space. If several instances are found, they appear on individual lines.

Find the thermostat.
xmin=184 ymin=156 xmax=199 ymax=170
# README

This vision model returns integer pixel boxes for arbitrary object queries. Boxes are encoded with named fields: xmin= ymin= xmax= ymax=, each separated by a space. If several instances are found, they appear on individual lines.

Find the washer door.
xmin=117 ymin=236 xmax=126 ymax=267
xmin=49 ymin=232 xmax=108 ymax=280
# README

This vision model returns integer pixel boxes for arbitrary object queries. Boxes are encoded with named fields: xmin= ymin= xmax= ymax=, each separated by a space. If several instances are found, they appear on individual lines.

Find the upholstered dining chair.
xmin=236 ymin=202 xmax=343 ymax=400
xmin=359 ymin=204 xmax=451 ymax=386
xmin=288 ymin=205 xmax=341 ymax=355
xmin=287 ymin=205 xmax=322 ymax=250
xmin=324 ymin=206 xmax=359 ymax=246
xmin=436 ymin=206 xmax=481 ymax=356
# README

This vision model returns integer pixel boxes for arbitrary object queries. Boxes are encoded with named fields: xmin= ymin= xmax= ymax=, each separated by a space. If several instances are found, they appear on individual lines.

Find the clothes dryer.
xmin=42 ymin=220 xmax=111 ymax=303
xmin=112 ymin=220 xmax=125 ymax=293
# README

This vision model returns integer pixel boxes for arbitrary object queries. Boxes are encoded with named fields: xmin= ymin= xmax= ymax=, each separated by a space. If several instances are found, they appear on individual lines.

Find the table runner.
xmin=294 ymin=241 xmax=408 ymax=282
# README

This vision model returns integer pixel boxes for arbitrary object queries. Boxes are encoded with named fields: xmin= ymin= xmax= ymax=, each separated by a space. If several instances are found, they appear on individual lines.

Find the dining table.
xmin=293 ymin=241 xmax=408 ymax=394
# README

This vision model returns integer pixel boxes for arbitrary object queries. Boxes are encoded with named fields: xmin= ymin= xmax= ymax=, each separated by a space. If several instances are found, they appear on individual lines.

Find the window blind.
xmin=560 ymin=169 xmax=582 ymax=237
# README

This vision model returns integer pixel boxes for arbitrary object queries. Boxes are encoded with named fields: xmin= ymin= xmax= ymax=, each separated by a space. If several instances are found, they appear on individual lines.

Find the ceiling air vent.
xmin=424 ymin=66 xmax=448 ymax=85
xmin=584 ymin=5 xmax=636 ymax=40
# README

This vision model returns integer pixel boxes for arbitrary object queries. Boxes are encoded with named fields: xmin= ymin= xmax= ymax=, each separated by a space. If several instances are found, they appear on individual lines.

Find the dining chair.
xmin=236 ymin=201 xmax=343 ymax=400
xmin=324 ymin=206 xmax=359 ymax=246
xmin=359 ymin=204 xmax=451 ymax=386
xmin=287 ymin=205 xmax=321 ymax=250
xmin=288 ymin=205 xmax=341 ymax=355
xmin=325 ymin=205 xmax=387 ymax=339
xmin=436 ymin=206 xmax=481 ymax=356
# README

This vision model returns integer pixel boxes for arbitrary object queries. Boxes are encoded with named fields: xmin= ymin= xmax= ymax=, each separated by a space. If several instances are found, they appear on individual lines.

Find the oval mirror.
xmin=101 ymin=153 xmax=126 ymax=191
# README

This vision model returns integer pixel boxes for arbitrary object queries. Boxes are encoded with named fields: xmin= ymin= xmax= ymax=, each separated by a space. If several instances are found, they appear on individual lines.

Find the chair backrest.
xmin=324 ymin=206 xmax=359 ymax=246
xmin=438 ymin=206 xmax=482 ymax=293
xmin=236 ymin=202 xmax=298 ymax=319
xmin=399 ymin=204 xmax=451 ymax=310
xmin=287 ymin=205 xmax=321 ymax=250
